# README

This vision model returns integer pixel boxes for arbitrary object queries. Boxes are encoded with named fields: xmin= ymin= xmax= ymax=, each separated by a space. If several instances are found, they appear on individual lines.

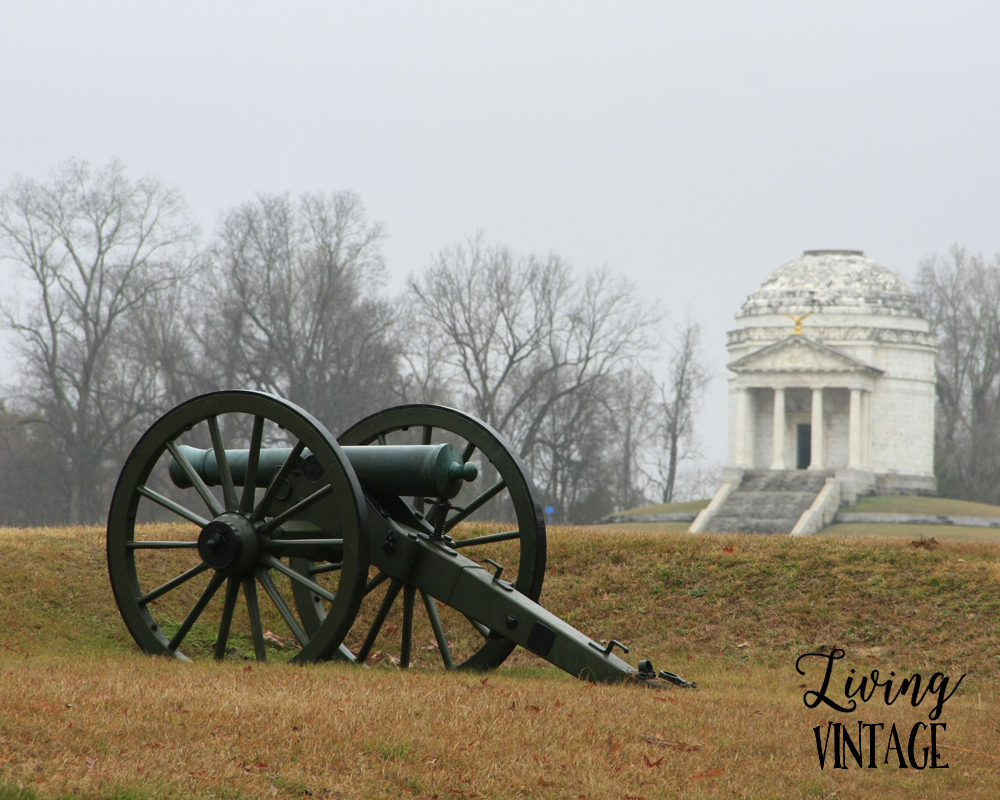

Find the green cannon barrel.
xmin=168 ymin=443 xmax=478 ymax=500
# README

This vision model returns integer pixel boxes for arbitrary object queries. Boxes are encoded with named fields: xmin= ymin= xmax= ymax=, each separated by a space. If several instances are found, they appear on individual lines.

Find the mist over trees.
xmin=0 ymin=160 xmax=711 ymax=526
xmin=917 ymin=246 xmax=1000 ymax=504
xmin=0 ymin=160 xmax=198 ymax=523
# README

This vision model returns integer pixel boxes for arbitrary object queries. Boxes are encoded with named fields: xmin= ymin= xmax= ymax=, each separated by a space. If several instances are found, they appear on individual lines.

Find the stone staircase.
xmin=700 ymin=470 xmax=833 ymax=534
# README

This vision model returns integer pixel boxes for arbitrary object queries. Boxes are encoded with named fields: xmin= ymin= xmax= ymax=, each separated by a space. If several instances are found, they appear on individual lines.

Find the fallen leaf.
xmin=528 ymin=705 xmax=541 ymax=712
xmin=737 ymin=641 xmax=750 ymax=648
xmin=602 ymin=593 xmax=611 ymax=600
xmin=536 ymin=776 xmax=553 ymax=786
xmin=692 ymin=768 xmax=724 ymax=781
xmin=367 ymin=650 xmax=400 ymax=667
xmin=606 ymin=734 xmax=621 ymax=755
xmin=644 ymin=755 xmax=664 ymax=767
xmin=722 ymin=546 xmax=734 ymax=553
xmin=263 ymin=629 xmax=286 ymax=648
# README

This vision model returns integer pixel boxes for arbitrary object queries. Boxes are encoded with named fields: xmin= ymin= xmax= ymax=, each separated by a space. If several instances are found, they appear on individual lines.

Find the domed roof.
xmin=740 ymin=250 xmax=920 ymax=317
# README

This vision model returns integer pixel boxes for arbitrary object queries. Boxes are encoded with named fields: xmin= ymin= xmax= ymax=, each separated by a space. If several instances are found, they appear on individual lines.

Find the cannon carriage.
xmin=107 ymin=391 xmax=690 ymax=686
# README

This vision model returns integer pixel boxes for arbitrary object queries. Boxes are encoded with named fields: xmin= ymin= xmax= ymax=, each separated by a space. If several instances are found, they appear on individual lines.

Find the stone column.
xmin=771 ymin=388 xmax=786 ymax=469
xmin=809 ymin=387 xmax=825 ymax=469
xmin=735 ymin=387 xmax=755 ymax=467
xmin=861 ymin=390 xmax=871 ymax=465
xmin=848 ymin=388 xmax=862 ymax=467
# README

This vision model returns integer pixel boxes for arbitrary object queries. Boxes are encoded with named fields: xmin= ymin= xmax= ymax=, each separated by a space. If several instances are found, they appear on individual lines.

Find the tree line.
xmin=0 ymin=159 xmax=710 ymax=526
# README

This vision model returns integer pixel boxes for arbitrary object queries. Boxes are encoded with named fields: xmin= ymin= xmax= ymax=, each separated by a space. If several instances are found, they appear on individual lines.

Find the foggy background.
xmin=2 ymin=0 xmax=998 ymax=471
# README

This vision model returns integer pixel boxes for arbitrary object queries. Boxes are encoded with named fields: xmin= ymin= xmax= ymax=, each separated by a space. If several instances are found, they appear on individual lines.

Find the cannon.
xmin=107 ymin=391 xmax=691 ymax=686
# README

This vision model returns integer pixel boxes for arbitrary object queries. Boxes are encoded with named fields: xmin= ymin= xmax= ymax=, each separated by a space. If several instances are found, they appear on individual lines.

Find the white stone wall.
xmin=867 ymin=378 xmax=936 ymax=476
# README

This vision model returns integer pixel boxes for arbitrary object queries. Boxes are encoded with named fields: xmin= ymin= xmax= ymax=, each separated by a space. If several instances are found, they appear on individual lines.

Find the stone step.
xmin=699 ymin=469 xmax=830 ymax=534
xmin=720 ymin=491 xmax=819 ymax=514
xmin=703 ymin=518 xmax=800 ymax=534
xmin=738 ymin=470 xmax=832 ymax=492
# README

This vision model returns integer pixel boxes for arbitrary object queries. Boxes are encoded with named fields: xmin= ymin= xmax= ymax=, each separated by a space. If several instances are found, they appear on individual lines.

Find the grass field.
xmin=2 ymin=524 xmax=1000 ymax=799
xmin=612 ymin=499 xmax=711 ymax=517
xmin=850 ymin=495 xmax=1000 ymax=518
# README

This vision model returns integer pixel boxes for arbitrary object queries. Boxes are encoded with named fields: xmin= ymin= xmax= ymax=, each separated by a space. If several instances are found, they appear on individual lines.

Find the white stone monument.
xmin=691 ymin=250 xmax=937 ymax=534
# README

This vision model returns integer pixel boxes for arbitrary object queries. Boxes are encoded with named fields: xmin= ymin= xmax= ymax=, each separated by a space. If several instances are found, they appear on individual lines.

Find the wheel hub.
xmin=197 ymin=513 xmax=259 ymax=575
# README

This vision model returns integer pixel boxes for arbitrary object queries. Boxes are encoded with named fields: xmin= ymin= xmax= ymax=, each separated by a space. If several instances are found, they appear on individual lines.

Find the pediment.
xmin=728 ymin=336 xmax=883 ymax=375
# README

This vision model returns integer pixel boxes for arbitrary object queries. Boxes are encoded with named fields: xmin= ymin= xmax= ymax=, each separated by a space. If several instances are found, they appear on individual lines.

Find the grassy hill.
xmin=1 ymin=525 xmax=999 ymax=798
xmin=611 ymin=495 xmax=1000 ymax=542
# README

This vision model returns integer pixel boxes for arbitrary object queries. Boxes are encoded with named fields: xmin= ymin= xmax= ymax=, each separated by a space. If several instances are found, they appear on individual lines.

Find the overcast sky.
xmin=2 ymin=2 xmax=998 ymax=466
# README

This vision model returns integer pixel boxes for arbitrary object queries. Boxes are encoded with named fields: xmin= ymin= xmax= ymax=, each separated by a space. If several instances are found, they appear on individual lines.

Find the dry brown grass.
xmin=2 ymin=524 xmax=1000 ymax=799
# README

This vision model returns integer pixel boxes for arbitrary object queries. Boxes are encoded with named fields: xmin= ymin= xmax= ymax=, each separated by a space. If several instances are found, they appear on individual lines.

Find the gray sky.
xmin=2 ymin=2 xmax=998 ymax=466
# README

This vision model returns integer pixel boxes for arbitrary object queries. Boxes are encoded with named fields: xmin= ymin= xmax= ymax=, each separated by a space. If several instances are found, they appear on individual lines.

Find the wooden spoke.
xmin=256 ymin=484 xmax=334 ymax=536
xmin=354 ymin=579 xmax=403 ymax=664
xmin=365 ymin=571 xmax=389 ymax=596
xmin=126 ymin=540 xmax=199 ymax=550
xmin=400 ymin=584 xmax=416 ymax=668
xmin=261 ymin=538 xmax=343 ymax=549
xmin=207 ymin=415 xmax=238 ymax=512
xmin=308 ymin=561 xmax=343 ymax=576
xmin=445 ymin=479 xmax=506 ymax=532
xmin=239 ymin=415 xmax=265 ymax=515
xmin=452 ymin=530 xmax=520 ymax=549
xmin=251 ymin=440 xmax=306 ymax=522
xmin=465 ymin=615 xmax=491 ymax=640
xmin=166 ymin=441 xmax=223 ymax=518
xmin=214 ymin=577 xmax=241 ymax=660
xmin=421 ymin=591 xmax=454 ymax=669
xmin=461 ymin=440 xmax=477 ymax=462
xmin=261 ymin=554 xmax=337 ymax=604
xmin=137 ymin=562 xmax=210 ymax=606
xmin=256 ymin=567 xmax=309 ymax=648
xmin=137 ymin=486 xmax=210 ymax=528
xmin=168 ymin=571 xmax=226 ymax=651
xmin=243 ymin=574 xmax=267 ymax=661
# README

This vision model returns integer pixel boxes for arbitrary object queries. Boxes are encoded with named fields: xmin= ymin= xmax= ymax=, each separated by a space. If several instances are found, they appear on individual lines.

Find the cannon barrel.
xmin=168 ymin=443 xmax=478 ymax=500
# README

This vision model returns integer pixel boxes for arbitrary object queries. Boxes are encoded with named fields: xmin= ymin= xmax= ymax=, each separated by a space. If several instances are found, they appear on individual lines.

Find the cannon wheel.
xmin=292 ymin=404 xmax=546 ymax=671
xmin=107 ymin=391 xmax=369 ymax=663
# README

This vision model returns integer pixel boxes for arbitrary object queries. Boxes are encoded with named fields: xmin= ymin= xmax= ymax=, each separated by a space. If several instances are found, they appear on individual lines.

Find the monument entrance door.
xmin=797 ymin=424 xmax=811 ymax=469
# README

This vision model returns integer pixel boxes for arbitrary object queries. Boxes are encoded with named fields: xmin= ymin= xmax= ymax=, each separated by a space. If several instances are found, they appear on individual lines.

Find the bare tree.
xmin=201 ymin=192 xmax=400 ymax=435
xmin=406 ymin=235 xmax=663 ymax=520
xmin=655 ymin=320 xmax=711 ymax=503
xmin=0 ymin=159 xmax=197 ymax=523
xmin=917 ymin=247 xmax=1000 ymax=502
xmin=600 ymin=366 xmax=659 ymax=511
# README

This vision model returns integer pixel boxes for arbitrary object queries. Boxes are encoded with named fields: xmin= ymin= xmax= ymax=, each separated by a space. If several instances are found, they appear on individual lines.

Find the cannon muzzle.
xmin=169 ymin=443 xmax=478 ymax=500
